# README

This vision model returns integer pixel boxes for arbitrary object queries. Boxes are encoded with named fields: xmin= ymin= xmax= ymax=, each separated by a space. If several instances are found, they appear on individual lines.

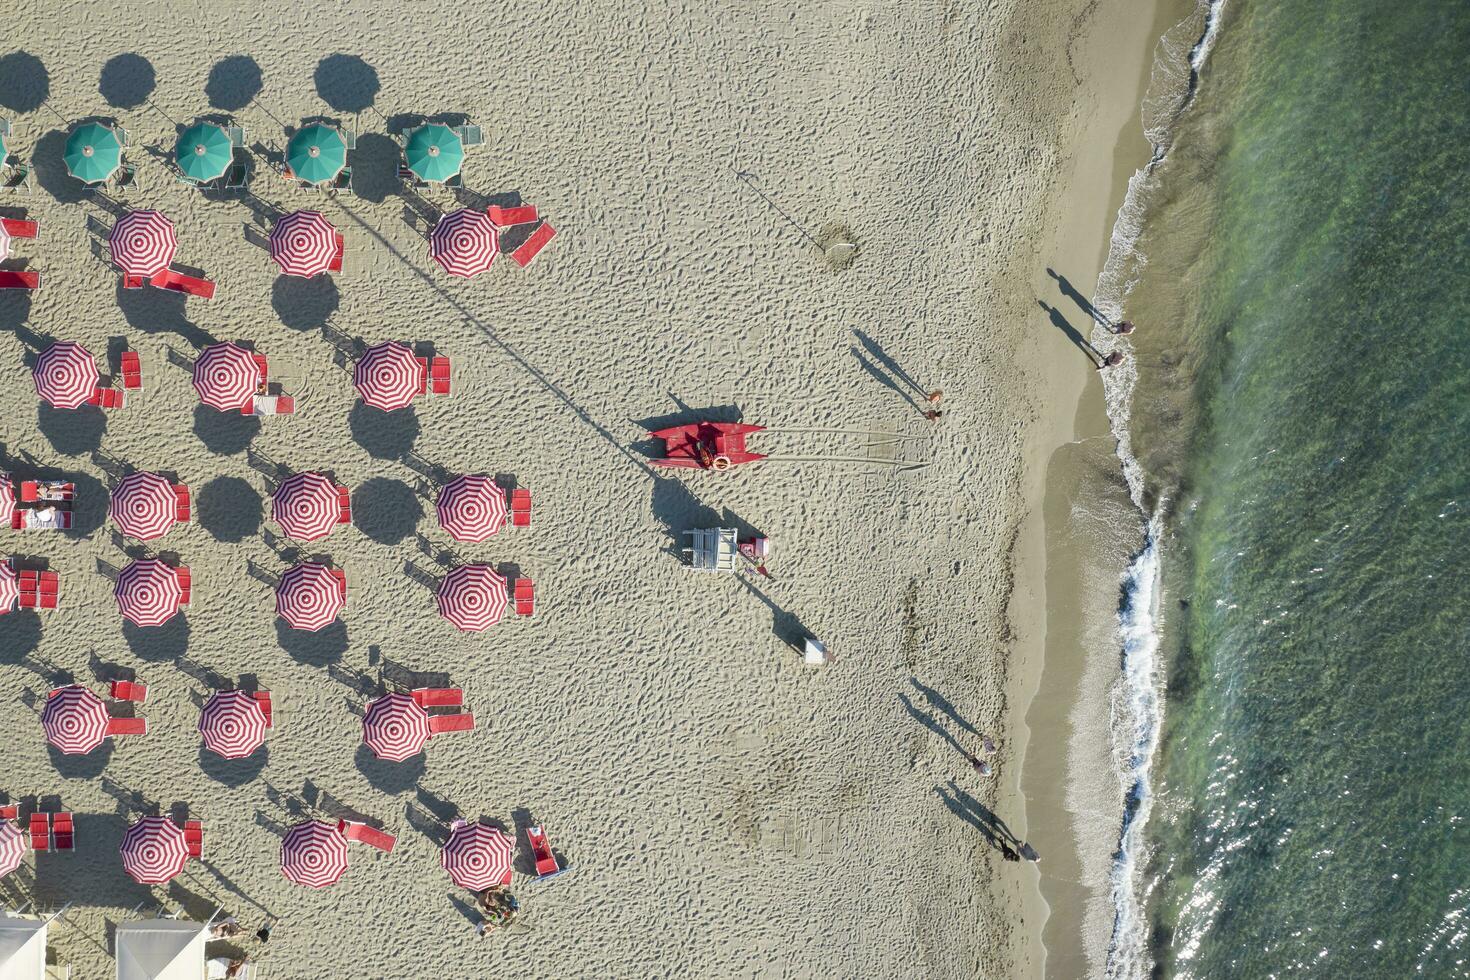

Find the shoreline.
xmin=1004 ymin=0 xmax=1193 ymax=975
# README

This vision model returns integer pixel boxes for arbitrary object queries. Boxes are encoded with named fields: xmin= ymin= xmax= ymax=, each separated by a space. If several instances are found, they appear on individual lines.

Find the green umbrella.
xmin=64 ymin=122 xmax=123 ymax=184
xmin=403 ymin=124 xmax=465 ymax=183
xmin=285 ymin=124 xmax=347 ymax=185
xmin=175 ymin=122 xmax=233 ymax=182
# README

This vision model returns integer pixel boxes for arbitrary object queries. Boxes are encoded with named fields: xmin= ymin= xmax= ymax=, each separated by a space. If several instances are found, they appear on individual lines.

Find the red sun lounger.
xmin=29 ymin=814 xmax=48 ymax=852
xmin=329 ymin=568 xmax=347 ymax=600
xmin=176 ymin=566 xmax=191 ymax=605
xmin=337 ymin=486 xmax=352 ymax=524
xmin=252 ymin=691 xmax=274 ymax=729
xmin=510 ymin=488 xmax=531 ymax=527
xmin=275 ymin=395 xmax=295 ymax=415
xmin=486 ymin=205 xmax=539 ymax=228
xmin=109 ymin=680 xmax=148 ymax=703
xmin=510 ymin=222 xmax=555 ymax=267
xmin=122 ymin=273 xmax=147 ymax=289
xmin=19 ymin=482 xmax=38 ymax=503
xmin=39 ymin=571 xmax=59 ymax=595
xmin=515 ymin=579 xmax=534 ymax=617
xmin=87 ymin=388 xmax=125 ymax=409
xmin=120 ymin=351 xmax=142 ymax=389
xmin=416 ymin=357 xmax=429 ymax=396
xmin=428 ymin=712 xmax=475 ymax=735
xmin=184 ymin=820 xmax=202 ymax=858
xmin=0 ymin=806 xmax=17 ymax=822
xmin=0 ymin=270 xmax=40 ymax=290
xmin=174 ymin=484 xmax=191 ymax=523
xmin=430 ymin=357 xmax=450 ymax=395
xmin=328 ymin=234 xmax=344 ymax=273
xmin=52 ymin=812 xmax=73 ymax=851
xmin=150 ymin=268 xmax=216 ymax=299
xmin=253 ymin=354 xmax=269 ymax=384
xmin=0 ymin=218 xmax=38 ymax=238
xmin=106 ymin=717 xmax=148 ymax=736
xmin=526 ymin=825 xmax=570 ymax=880
xmin=339 ymin=821 xmax=396 ymax=853
xmin=410 ymin=688 xmax=463 ymax=708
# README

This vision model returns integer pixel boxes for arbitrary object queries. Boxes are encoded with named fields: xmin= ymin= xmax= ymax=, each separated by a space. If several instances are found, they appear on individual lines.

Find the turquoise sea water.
xmin=1124 ymin=0 xmax=1470 ymax=976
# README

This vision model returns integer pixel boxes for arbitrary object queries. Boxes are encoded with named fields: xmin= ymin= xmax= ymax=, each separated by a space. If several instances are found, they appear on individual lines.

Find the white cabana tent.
xmin=0 ymin=915 xmax=47 ymax=980
xmin=114 ymin=921 xmax=207 ymax=980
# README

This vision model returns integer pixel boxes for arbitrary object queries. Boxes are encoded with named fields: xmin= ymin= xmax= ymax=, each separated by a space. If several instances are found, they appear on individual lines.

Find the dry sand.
xmin=0 ymin=1 xmax=1137 ymax=976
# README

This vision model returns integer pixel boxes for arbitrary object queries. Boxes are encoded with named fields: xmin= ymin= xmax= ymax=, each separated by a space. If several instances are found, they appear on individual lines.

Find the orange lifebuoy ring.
xmin=712 ymin=455 xmax=732 ymax=471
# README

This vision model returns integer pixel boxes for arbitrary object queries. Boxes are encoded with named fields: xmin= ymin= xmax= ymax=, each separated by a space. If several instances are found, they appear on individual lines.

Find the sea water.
xmin=1096 ymin=0 xmax=1470 ymax=976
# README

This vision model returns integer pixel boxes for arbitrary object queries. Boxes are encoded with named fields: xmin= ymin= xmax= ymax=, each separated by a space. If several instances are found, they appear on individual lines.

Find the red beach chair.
xmin=39 ymin=571 xmax=59 ymax=596
xmin=416 ymin=357 xmax=429 ymax=396
xmin=176 ymin=566 xmax=191 ymax=604
xmin=510 ymin=488 xmax=531 ymax=527
xmin=0 ymin=806 xmax=17 ymax=822
xmin=329 ymin=234 xmax=344 ymax=272
xmin=338 ymin=821 xmax=396 ymax=853
xmin=526 ymin=825 xmax=570 ymax=880
xmin=430 ymin=357 xmax=450 ymax=395
xmin=150 ymin=268 xmax=216 ymax=299
xmin=428 ymin=713 xmax=475 ymax=734
xmin=174 ymin=484 xmax=191 ymax=523
xmin=19 ymin=482 xmax=38 ymax=502
xmin=29 ymin=814 xmax=48 ymax=851
xmin=252 ymin=691 xmax=274 ymax=729
xmin=106 ymin=718 xmax=147 ymax=736
xmin=110 ymin=680 xmax=148 ymax=703
xmin=120 ymin=351 xmax=142 ymax=389
xmin=88 ymin=388 xmax=125 ymax=409
xmin=52 ymin=813 xmax=73 ymax=852
xmin=329 ymin=567 xmax=347 ymax=600
xmin=0 ymin=270 xmax=39 ymax=290
xmin=18 ymin=570 xmax=37 ymax=593
xmin=276 ymin=395 xmax=295 ymax=415
xmin=511 ymin=222 xmax=555 ymax=267
xmin=515 ymin=579 xmax=534 ymax=617
xmin=252 ymin=354 xmax=268 ymax=384
xmin=8 ymin=512 xmax=20 ymax=531
xmin=122 ymin=273 xmax=147 ymax=289
xmin=410 ymin=688 xmax=462 ymax=708
xmin=486 ymin=205 xmax=538 ymax=228
xmin=184 ymin=820 xmax=202 ymax=858
xmin=337 ymin=486 xmax=352 ymax=524
xmin=0 ymin=218 xmax=38 ymax=238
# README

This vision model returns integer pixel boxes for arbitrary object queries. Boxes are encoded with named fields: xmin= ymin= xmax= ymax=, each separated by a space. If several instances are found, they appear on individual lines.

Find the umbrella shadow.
xmin=205 ymin=56 xmax=262 ymax=113
xmin=353 ymin=478 xmax=422 ymax=545
xmin=31 ymin=129 xmax=88 ymax=205
xmin=116 ymin=282 xmax=215 ymax=349
xmin=122 ymin=617 xmax=190 ymax=662
xmin=36 ymin=403 xmax=106 ymax=457
xmin=353 ymin=744 xmax=424 ymax=795
xmin=313 ymin=54 xmax=379 ymax=114
xmin=193 ymin=404 xmax=260 ymax=456
xmin=196 ymin=476 xmax=263 ymax=542
xmin=0 ymin=615 xmax=42 ymax=664
xmin=349 ymin=402 xmax=419 ymax=460
xmin=0 ymin=51 xmax=48 ymax=113
xmin=98 ymin=54 xmax=154 ymax=110
xmin=199 ymin=744 xmax=269 ymax=788
xmin=347 ymin=133 xmax=402 ymax=204
xmin=0 ymin=292 xmax=30 ymax=335
xmin=271 ymin=275 xmax=339 ymax=332
xmin=47 ymin=742 xmax=114 ymax=780
xmin=275 ymin=619 xmax=347 ymax=668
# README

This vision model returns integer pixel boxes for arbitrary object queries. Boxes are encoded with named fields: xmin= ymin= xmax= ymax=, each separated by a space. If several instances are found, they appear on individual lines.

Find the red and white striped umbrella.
xmin=436 ymin=476 xmax=508 ymax=542
xmin=362 ymin=692 xmax=431 ymax=762
xmin=429 ymin=208 xmax=499 ymax=278
xmin=270 ymin=209 xmax=338 ymax=278
xmin=33 ymin=342 xmax=99 ymax=410
xmin=0 ymin=563 xmax=17 ymax=616
xmin=0 ymin=823 xmax=26 ymax=877
xmin=353 ymin=342 xmax=421 ymax=411
xmin=199 ymin=690 xmax=268 ymax=759
xmin=441 ymin=822 xmax=515 ymax=891
xmin=0 ymin=478 xmax=13 ymax=519
xmin=437 ymin=564 xmax=509 ymax=632
xmin=120 ymin=816 xmax=189 ymax=885
xmin=193 ymin=342 xmax=258 ymax=411
xmin=114 ymin=559 xmax=183 ymax=627
xmin=281 ymin=820 xmax=349 ymax=888
xmin=110 ymin=209 xmax=177 ymax=277
xmin=276 ymin=562 xmax=343 ymax=632
xmin=271 ymin=472 xmax=340 ymax=542
xmin=109 ymin=471 xmax=178 ymax=540
xmin=41 ymin=685 xmax=109 ymax=755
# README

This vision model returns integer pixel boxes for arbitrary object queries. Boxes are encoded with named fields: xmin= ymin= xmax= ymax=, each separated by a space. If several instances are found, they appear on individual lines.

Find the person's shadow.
xmin=1046 ymin=268 xmax=1106 ymax=325
xmin=1038 ymin=301 xmax=1100 ymax=366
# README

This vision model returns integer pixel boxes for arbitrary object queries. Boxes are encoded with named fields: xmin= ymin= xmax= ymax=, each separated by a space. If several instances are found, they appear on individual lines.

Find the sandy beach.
xmin=0 ymin=1 xmax=1164 ymax=976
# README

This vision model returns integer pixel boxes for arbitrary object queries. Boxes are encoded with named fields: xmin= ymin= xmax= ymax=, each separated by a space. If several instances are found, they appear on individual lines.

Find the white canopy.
xmin=114 ymin=921 xmax=206 ymax=980
xmin=0 ymin=916 xmax=46 ymax=980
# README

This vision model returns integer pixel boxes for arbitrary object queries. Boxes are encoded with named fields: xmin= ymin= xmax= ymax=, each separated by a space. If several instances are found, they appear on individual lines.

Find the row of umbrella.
xmin=63 ymin=120 xmax=467 ymax=186
xmin=97 ymin=556 xmax=509 ymax=632
xmin=42 ymin=684 xmax=465 ymax=762
xmin=0 ymin=812 xmax=512 ymax=890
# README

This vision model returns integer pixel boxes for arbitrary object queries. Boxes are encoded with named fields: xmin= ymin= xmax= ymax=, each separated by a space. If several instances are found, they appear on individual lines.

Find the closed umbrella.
xmin=109 ymin=471 xmax=178 ymax=541
xmin=198 ymin=691 xmax=268 ymax=759
xmin=441 ymin=822 xmax=514 ymax=891
xmin=193 ymin=342 xmax=259 ymax=411
xmin=114 ymin=559 xmax=183 ymax=627
xmin=271 ymin=472 xmax=340 ymax=542
xmin=270 ymin=210 xmax=338 ymax=278
xmin=0 ymin=823 xmax=26 ymax=877
xmin=403 ymin=123 xmax=464 ymax=183
xmin=281 ymin=820 xmax=348 ymax=888
xmin=120 ymin=817 xmax=189 ymax=885
xmin=0 ymin=564 xmax=17 ymax=615
xmin=63 ymin=121 xmax=123 ymax=184
xmin=436 ymin=475 xmax=508 ymax=542
xmin=276 ymin=562 xmax=343 ymax=631
xmin=41 ymin=685 xmax=109 ymax=755
xmin=437 ymin=564 xmax=509 ymax=632
xmin=175 ymin=122 xmax=233 ymax=182
xmin=110 ymin=209 xmax=177 ymax=277
xmin=361 ymin=692 xmax=431 ymax=762
xmin=429 ymin=208 xmax=498 ymax=278
xmin=353 ymin=342 xmax=421 ymax=411
xmin=33 ymin=342 xmax=99 ymax=409
xmin=285 ymin=123 xmax=346 ymax=185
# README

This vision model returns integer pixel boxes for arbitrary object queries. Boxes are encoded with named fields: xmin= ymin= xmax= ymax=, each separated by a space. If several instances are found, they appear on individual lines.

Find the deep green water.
xmin=1134 ymin=1 xmax=1470 ymax=976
